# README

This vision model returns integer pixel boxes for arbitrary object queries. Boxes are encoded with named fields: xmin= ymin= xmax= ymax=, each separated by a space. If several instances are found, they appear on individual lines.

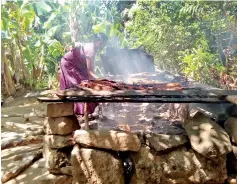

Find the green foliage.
xmin=124 ymin=1 xmax=237 ymax=87
xmin=1 ymin=0 xmax=236 ymax=91
xmin=48 ymin=40 xmax=64 ymax=58
xmin=180 ymin=47 xmax=217 ymax=83
xmin=1 ymin=0 xmax=127 ymax=90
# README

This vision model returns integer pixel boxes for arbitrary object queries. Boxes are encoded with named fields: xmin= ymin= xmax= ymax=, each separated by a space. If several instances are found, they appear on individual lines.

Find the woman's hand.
xmin=86 ymin=57 xmax=99 ymax=80
xmin=89 ymin=72 xmax=99 ymax=80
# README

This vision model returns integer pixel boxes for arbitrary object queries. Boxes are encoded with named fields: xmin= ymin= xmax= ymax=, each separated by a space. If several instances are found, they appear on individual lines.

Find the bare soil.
xmin=1 ymin=90 xmax=54 ymax=184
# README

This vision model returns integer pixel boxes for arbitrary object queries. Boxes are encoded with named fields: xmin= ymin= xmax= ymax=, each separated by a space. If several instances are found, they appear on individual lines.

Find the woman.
xmin=60 ymin=33 xmax=108 ymax=115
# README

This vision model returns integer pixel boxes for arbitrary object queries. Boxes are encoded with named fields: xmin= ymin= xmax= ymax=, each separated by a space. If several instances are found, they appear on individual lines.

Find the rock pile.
xmin=43 ymin=102 xmax=79 ymax=182
xmin=69 ymin=126 xmax=229 ymax=184
xmin=41 ymin=102 xmax=237 ymax=184
xmin=71 ymin=129 xmax=141 ymax=184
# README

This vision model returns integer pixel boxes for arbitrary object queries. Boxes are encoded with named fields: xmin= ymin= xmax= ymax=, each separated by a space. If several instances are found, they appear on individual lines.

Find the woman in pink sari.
xmin=60 ymin=33 xmax=108 ymax=115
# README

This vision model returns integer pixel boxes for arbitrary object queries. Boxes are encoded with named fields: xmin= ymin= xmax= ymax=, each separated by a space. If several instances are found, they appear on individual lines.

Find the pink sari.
xmin=60 ymin=44 xmax=98 ymax=115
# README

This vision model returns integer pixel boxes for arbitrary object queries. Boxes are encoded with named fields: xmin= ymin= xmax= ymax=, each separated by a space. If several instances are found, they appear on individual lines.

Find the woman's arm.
xmin=86 ymin=57 xmax=99 ymax=80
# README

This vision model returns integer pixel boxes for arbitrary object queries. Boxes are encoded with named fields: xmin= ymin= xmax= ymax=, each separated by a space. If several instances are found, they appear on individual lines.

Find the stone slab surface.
xmin=184 ymin=112 xmax=232 ymax=159
xmin=131 ymin=146 xmax=162 ymax=184
xmin=131 ymin=145 xmax=227 ymax=184
xmin=44 ymin=116 xmax=79 ymax=135
xmin=73 ymin=130 xmax=141 ymax=151
xmin=48 ymin=166 xmax=72 ymax=176
xmin=145 ymin=132 xmax=188 ymax=151
xmin=71 ymin=145 xmax=124 ymax=184
xmin=47 ymin=103 xmax=74 ymax=118
xmin=44 ymin=135 xmax=73 ymax=149
xmin=161 ymin=147 xmax=227 ymax=184
xmin=43 ymin=143 xmax=72 ymax=175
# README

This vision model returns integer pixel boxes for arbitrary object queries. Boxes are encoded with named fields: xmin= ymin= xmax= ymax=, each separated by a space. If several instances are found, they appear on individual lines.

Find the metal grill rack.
xmin=38 ymin=88 xmax=237 ymax=104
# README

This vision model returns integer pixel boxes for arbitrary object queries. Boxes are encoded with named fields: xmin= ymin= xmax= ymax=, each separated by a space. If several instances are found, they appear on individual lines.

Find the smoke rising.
xmin=100 ymin=46 xmax=155 ymax=79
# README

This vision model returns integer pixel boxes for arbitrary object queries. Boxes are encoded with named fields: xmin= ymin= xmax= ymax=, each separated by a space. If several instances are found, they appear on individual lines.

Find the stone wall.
xmin=43 ymin=102 xmax=78 ymax=182
xmin=42 ymin=102 xmax=237 ymax=184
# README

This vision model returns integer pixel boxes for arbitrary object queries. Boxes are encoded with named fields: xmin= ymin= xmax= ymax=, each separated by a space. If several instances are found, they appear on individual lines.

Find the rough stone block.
xmin=44 ymin=116 xmax=79 ymax=135
xmin=47 ymin=103 xmax=74 ymax=118
xmin=160 ymin=147 xmax=227 ymax=184
xmin=184 ymin=112 xmax=232 ymax=159
xmin=48 ymin=166 xmax=72 ymax=176
xmin=224 ymin=117 xmax=237 ymax=144
xmin=131 ymin=146 xmax=227 ymax=184
xmin=145 ymin=132 xmax=188 ymax=151
xmin=43 ymin=144 xmax=72 ymax=176
xmin=44 ymin=135 xmax=73 ymax=149
xmin=131 ymin=146 xmax=162 ymax=184
xmin=80 ymin=120 xmax=99 ymax=130
xmin=73 ymin=130 xmax=141 ymax=151
xmin=71 ymin=145 xmax=124 ymax=184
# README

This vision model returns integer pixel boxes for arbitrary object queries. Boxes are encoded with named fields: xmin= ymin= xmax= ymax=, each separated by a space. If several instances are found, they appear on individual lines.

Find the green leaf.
xmin=34 ymin=40 xmax=41 ymax=47
xmin=42 ymin=35 xmax=51 ymax=44
xmin=1 ymin=17 xmax=9 ymax=31
xmin=47 ymin=25 xmax=61 ymax=38
xmin=43 ymin=12 xmax=57 ymax=29
xmin=92 ymin=22 xmax=108 ymax=33
xmin=48 ymin=40 xmax=63 ymax=58
xmin=60 ymin=5 xmax=70 ymax=13
xmin=21 ymin=9 xmax=35 ymax=31
xmin=23 ymin=46 xmax=32 ymax=61
xmin=62 ymin=31 xmax=71 ymax=41
xmin=33 ymin=1 xmax=52 ymax=16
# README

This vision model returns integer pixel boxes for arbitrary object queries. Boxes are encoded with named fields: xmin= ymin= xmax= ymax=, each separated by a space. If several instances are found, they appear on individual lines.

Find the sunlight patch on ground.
xmin=17 ymin=103 xmax=39 ymax=107
xmin=1 ymin=132 xmax=25 ymax=139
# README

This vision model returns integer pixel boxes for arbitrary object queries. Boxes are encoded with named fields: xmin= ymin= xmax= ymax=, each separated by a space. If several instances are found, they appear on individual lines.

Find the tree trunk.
xmin=2 ymin=43 xmax=16 ymax=96
xmin=70 ymin=1 xmax=80 ymax=43
xmin=16 ymin=35 xmax=28 ymax=83
xmin=38 ymin=44 xmax=45 ymax=82
xmin=70 ymin=15 xmax=79 ymax=43
xmin=10 ymin=42 xmax=21 ymax=84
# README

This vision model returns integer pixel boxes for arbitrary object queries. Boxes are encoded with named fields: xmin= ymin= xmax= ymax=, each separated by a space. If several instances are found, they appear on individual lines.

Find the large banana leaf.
xmin=32 ymin=1 xmax=52 ymax=16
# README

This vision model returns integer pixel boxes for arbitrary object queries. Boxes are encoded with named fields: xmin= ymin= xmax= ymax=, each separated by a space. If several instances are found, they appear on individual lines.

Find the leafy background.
xmin=1 ymin=0 xmax=237 ymax=96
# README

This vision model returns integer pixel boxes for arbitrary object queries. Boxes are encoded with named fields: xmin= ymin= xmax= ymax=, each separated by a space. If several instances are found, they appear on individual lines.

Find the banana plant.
xmin=1 ymin=0 xmax=126 ymax=94
xmin=1 ymin=0 xmax=58 ymax=89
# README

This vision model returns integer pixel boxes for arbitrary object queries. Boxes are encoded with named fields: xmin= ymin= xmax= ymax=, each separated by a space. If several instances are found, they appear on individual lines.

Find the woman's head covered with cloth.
xmin=93 ymin=32 xmax=108 ymax=50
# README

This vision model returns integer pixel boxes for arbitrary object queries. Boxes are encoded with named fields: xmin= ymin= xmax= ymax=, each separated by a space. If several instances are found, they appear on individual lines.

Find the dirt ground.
xmin=1 ymin=90 xmax=57 ymax=184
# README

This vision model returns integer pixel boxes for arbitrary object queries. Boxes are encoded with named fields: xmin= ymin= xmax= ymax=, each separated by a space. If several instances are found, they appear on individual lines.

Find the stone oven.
xmin=39 ymin=71 xmax=237 ymax=184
